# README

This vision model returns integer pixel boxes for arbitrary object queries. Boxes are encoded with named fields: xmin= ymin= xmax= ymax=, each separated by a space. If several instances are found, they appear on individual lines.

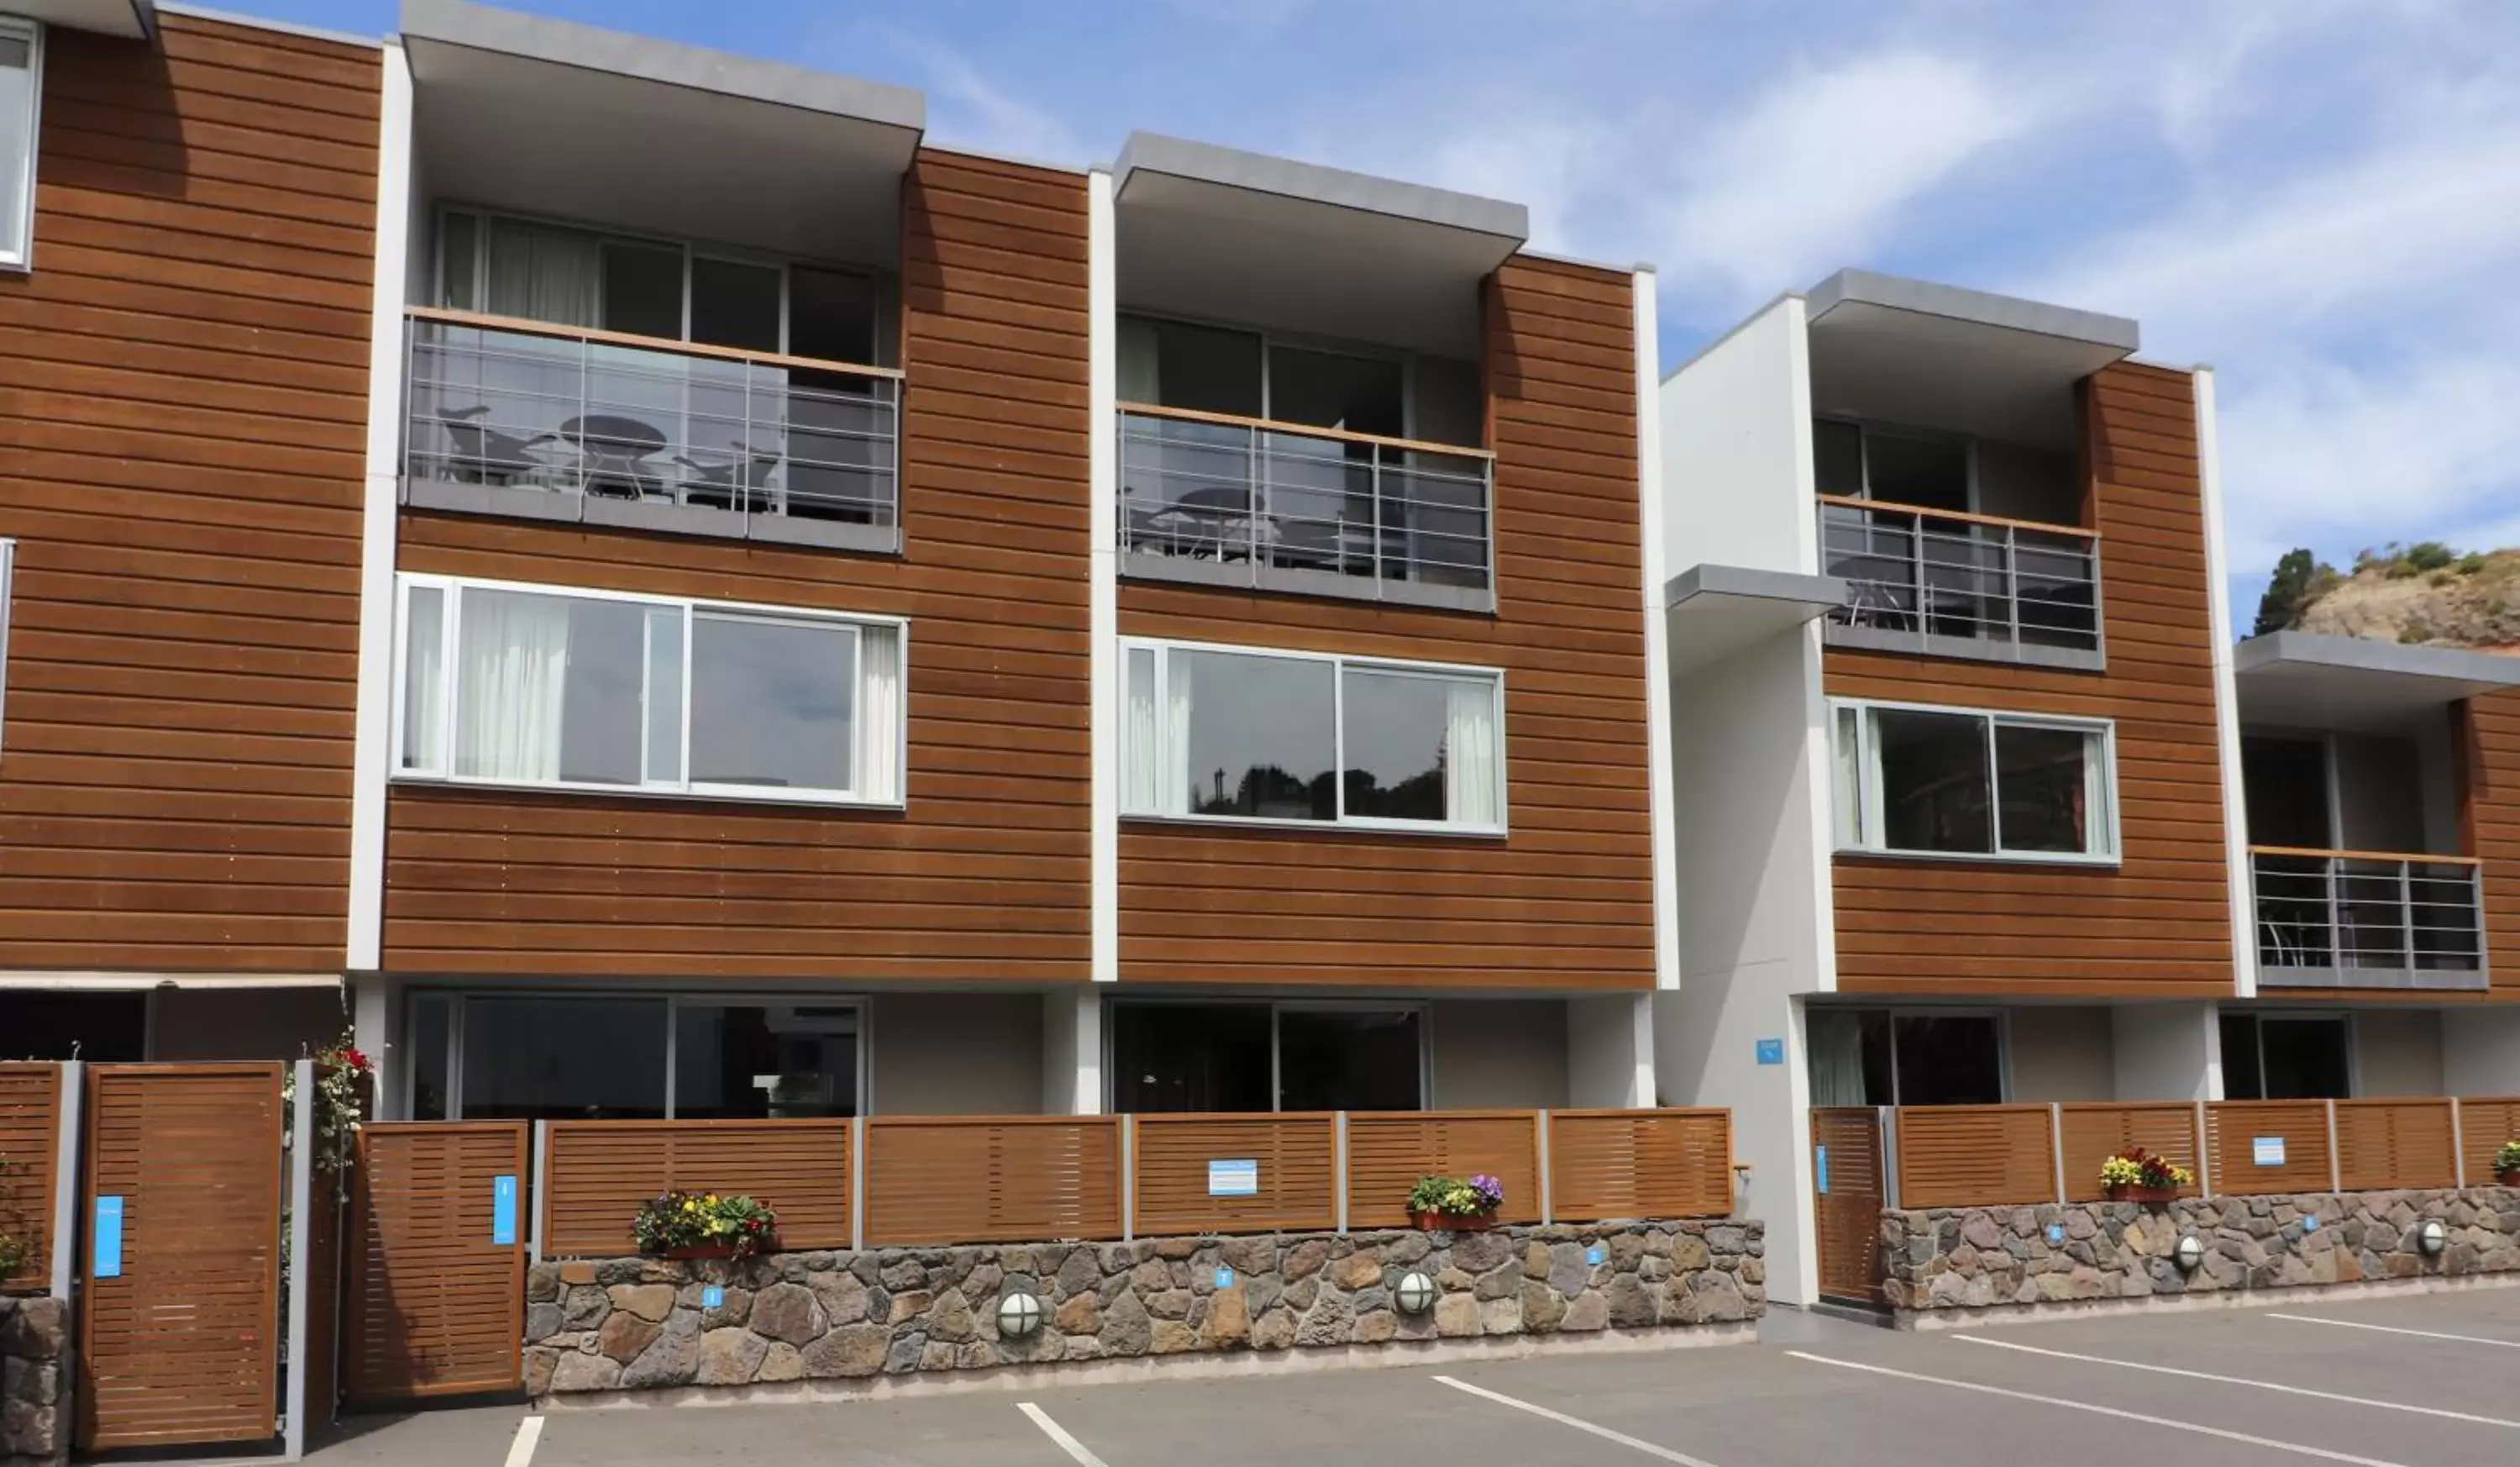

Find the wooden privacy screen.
xmin=1810 ymin=1108 xmax=1884 ymax=1303
xmin=865 ymin=1117 xmax=1122 ymax=1247
xmin=1549 ymin=1109 xmax=1733 ymax=1222
xmin=0 ymin=1063 xmax=61 ymax=1291
xmin=2463 ymin=1096 xmax=2520 ymax=1184
xmin=2334 ymin=1100 xmax=2458 ymax=1191
xmin=1131 ymin=1113 xmax=1337 ymax=1235
xmin=78 ymin=1064 xmax=284 ymax=1454
xmin=543 ymin=1120 xmax=849 ymax=1257
xmin=2206 ymin=1101 xmax=2333 ymax=1196
xmin=344 ymin=1123 xmax=529 ymax=1402
xmin=1345 ymin=1112 xmax=1543 ymax=1228
xmin=1894 ymin=1106 xmax=2056 ymax=1210
xmin=2060 ymin=1102 xmax=2205 ymax=1202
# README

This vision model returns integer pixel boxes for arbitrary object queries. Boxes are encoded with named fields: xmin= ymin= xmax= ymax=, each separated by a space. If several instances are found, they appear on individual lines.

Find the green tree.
xmin=2255 ymin=548 xmax=2324 ymax=634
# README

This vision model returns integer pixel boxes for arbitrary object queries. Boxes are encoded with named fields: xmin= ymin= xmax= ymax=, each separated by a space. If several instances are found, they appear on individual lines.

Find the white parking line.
xmin=1785 ymin=1352 xmax=2410 ymax=1467
xmin=501 ymin=1415 xmax=544 ymax=1467
xmin=1018 ymin=1401 xmax=1113 ymax=1467
xmin=1955 ymin=1333 xmax=2520 ymax=1429
xmin=2269 ymin=1312 xmax=2520 ymax=1349
xmin=1431 ymin=1375 xmax=1721 ymax=1466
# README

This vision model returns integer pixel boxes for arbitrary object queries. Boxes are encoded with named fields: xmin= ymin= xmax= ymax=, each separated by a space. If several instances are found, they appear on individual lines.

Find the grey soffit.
xmin=1662 ymin=564 xmax=1846 ymax=676
xmin=14 ymin=0 xmax=153 ymax=36
xmin=1113 ymin=133 xmax=1527 ymax=244
xmin=2235 ymin=631 xmax=2520 ymax=731
xmin=1805 ymin=269 xmax=2140 ymax=355
xmin=2254 ymin=965 xmax=2491 ymax=994
xmin=1663 ymin=563 xmax=1846 ymax=613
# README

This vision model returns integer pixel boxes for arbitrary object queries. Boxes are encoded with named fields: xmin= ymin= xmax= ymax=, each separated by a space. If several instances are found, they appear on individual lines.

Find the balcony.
xmin=2250 ymin=845 xmax=2487 ymax=991
xmin=1116 ymin=405 xmax=1494 ymax=610
xmin=402 ymin=309 xmax=901 ymax=553
xmin=1817 ymin=496 xmax=2103 ymax=669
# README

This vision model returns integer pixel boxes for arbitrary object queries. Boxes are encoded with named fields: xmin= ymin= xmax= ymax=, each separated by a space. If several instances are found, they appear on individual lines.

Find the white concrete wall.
xmin=871 ymin=993 xmax=1043 ymax=1115
xmin=1040 ymin=989 xmax=1104 ymax=1114
xmin=1567 ymin=994 xmax=1655 ymax=1108
xmin=1659 ymin=297 xmax=1814 ymax=579
xmin=1431 ymin=1000 xmax=1568 ymax=1109
xmin=2444 ymin=1007 xmax=2520 ymax=1094
xmin=2352 ymin=1009 xmax=2446 ymax=1096
xmin=2004 ymin=1007 xmax=2115 ymax=1102
xmin=151 ymin=987 xmax=346 ymax=1062
xmin=2110 ymin=1002 xmax=2223 ymax=1102
xmin=1653 ymin=621 xmax=1834 ymax=1307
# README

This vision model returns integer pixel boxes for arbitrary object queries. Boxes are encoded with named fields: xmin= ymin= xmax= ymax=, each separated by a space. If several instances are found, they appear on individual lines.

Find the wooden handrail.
xmin=1815 ymin=492 xmax=2099 ymax=541
xmin=2249 ymin=844 xmax=2483 ymax=867
xmin=406 ymin=304 xmax=905 ymax=381
xmin=1118 ymin=399 xmax=1495 ymax=461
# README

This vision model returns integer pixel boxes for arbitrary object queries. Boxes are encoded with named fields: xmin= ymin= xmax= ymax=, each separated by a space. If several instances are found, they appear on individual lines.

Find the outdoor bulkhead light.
xmin=998 ymin=1291 xmax=1044 ymax=1339
xmin=1395 ymin=1270 xmax=1438 ymax=1316
xmin=2416 ymin=1218 xmax=2447 ymax=1256
xmin=2173 ymin=1234 xmax=2204 ymax=1272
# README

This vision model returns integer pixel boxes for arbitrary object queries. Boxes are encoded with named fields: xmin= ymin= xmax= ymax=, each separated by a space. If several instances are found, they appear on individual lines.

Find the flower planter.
xmin=661 ymin=1245 xmax=738 ymax=1261
xmin=2104 ymin=1184 xmax=2180 ymax=1204
xmin=2498 ymin=1168 xmax=2520 ymax=1188
xmin=1410 ymin=1209 xmax=1498 ymax=1233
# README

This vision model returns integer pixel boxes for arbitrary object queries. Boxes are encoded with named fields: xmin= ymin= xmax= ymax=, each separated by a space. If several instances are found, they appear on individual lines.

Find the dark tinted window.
xmin=1112 ymin=1004 xmax=1272 ymax=1112
xmin=1865 ymin=431 xmax=1970 ymax=513
xmin=1893 ymin=1014 xmax=2003 ymax=1106
xmin=2260 ymin=1017 xmax=2350 ymax=1099
xmin=1278 ymin=1010 xmax=1422 ymax=1111
xmin=1875 ymin=708 xmax=1992 ymax=853
xmin=1995 ymin=723 xmax=2092 ymax=853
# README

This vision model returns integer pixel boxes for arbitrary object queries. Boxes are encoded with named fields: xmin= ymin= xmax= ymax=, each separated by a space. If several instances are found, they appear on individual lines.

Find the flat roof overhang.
xmin=1112 ymin=132 xmax=1528 ymax=360
xmin=14 ymin=0 xmax=152 ymax=37
xmin=2236 ymin=631 xmax=2520 ymax=732
xmin=1665 ymin=564 xmax=1846 ymax=676
xmin=1804 ymin=269 xmax=2141 ymax=450
xmin=399 ymin=0 xmax=923 ymax=266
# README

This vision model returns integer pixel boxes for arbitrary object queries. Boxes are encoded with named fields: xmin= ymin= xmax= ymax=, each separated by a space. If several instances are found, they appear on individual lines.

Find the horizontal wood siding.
xmin=541 ymin=1119 xmax=851 ymax=1256
xmin=2464 ymin=692 xmax=2520 ymax=996
xmin=1547 ymin=1108 xmax=1732 ymax=1221
xmin=2205 ymin=1100 xmax=2331 ymax=1195
xmin=1343 ymin=1111 xmax=1542 ymax=1228
xmin=0 ymin=18 xmax=376 ymax=970
xmin=1130 ymin=1112 xmax=1337 ymax=1235
xmin=384 ymin=150 xmax=1091 ymax=980
xmin=1893 ymin=1104 xmax=2056 ymax=1209
xmin=2333 ymin=1099 xmax=2457 ymax=1191
xmin=1826 ymin=362 xmax=2235 ymax=997
xmin=864 ymin=1115 xmax=1121 ymax=1246
xmin=1117 ymin=256 xmax=1653 ymax=990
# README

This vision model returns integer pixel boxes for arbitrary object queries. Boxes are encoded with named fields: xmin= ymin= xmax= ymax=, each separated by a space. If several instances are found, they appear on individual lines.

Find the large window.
xmin=1831 ymin=700 xmax=2117 ymax=862
xmin=1806 ymin=1007 xmax=2004 ymax=1107
xmin=407 ymin=992 xmax=862 ymax=1121
xmin=1120 ymin=640 xmax=1504 ymax=833
xmin=2219 ymin=1012 xmax=2351 ymax=1101
xmin=0 ymin=19 xmax=36 ymax=270
xmin=1110 ymin=1002 xmax=1425 ymax=1113
xmin=394 ymin=575 xmax=903 ymax=805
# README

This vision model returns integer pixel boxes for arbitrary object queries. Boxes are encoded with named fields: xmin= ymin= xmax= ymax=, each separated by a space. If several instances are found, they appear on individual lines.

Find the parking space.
xmin=306 ymin=1286 xmax=2520 ymax=1467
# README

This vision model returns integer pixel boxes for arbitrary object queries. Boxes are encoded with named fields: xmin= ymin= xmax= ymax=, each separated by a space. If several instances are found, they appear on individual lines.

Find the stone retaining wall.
xmin=0 ymin=1296 xmax=68 ymax=1467
xmin=526 ymin=1220 xmax=1764 ymax=1395
xmin=1884 ymin=1187 xmax=2520 ymax=1317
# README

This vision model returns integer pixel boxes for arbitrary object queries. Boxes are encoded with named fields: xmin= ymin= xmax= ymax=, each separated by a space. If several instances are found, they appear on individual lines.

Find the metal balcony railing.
xmin=1817 ymin=495 xmax=2103 ymax=658
xmin=1117 ymin=404 xmax=1494 ymax=606
xmin=403 ymin=307 xmax=900 ymax=530
xmin=2250 ymin=845 xmax=2486 ymax=984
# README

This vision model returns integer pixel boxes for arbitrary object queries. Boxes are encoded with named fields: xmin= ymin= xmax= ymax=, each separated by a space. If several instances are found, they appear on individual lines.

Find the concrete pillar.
xmin=1566 ymin=993 xmax=1656 ymax=1109
xmin=2444 ymin=1007 xmax=2520 ymax=1095
xmin=349 ymin=973 xmax=401 ymax=1120
xmin=1042 ymin=987 xmax=1105 ymax=1114
xmin=2110 ymin=1002 xmax=2223 ymax=1102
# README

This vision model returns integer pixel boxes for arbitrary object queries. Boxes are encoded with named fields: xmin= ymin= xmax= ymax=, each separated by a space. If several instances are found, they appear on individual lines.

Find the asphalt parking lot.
xmin=310 ymin=1286 xmax=2520 ymax=1467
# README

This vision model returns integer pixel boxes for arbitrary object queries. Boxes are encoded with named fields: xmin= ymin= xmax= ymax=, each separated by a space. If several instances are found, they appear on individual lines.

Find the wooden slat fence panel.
xmin=2206 ymin=1101 xmax=2333 ymax=1196
xmin=1131 ymin=1114 xmax=1336 ymax=1235
xmin=865 ymin=1117 xmax=1121 ymax=1246
xmin=1811 ymin=1107 xmax=1884 ymax=1303
xmin=0 ymin=1063 xmax=62 ymax=1292
xmin=1549 ymin=1109 xmax=1733 ymax=1222
xmin=2334 ymin=1099 xmax=2457 ymax=1191
xmin=77 ymin=1063 xmax=284 ymax=1453
xmin=543 ymin=1120 xmax=849 ymax=1257
xmin=1345 ymin=1112 xmax=1542 ymax=1229
xmin=2060 ymin=1102 xmax=2204 ymax=1202
xmin=1894 ymin=1105 xmax=2056 ymax=1210
xmin=344 ymin=1123 xmax=528 ymax=1402
xmin=2462 ymin=1096 xmax=2520 ymax=1185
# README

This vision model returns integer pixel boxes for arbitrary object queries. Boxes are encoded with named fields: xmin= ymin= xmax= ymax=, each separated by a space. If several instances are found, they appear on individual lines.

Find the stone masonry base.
xmin=0 ymin=1296 xmax=69 ymax=1467
xmin=526 ymin=1220 xmax=1765 ymax=1399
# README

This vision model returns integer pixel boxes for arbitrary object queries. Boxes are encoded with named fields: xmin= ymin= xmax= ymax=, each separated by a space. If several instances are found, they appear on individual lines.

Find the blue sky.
xmin=254 ymin=0 xmax=2520 ymax=617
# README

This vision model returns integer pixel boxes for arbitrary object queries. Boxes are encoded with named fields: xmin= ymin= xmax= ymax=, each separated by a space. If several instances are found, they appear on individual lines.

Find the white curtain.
xmin=1832 ymin=707 xmax=1865 ymax=847
xmin=486 ymin=219 xmax=599 ymax=326
xmin=855 ymin=625 xmax=902 ymax=802
xmin=1162 ymin=650 xmax=1194 ymax=815
xmin=1121 ymin=647 xmax=1161 ymax=814
xmin=1443 ymin=678 xmax=1500 ymax=826
xmin=454 ymin=591 xmax=571 ymax=781
xmin=1808 ymin=1012 xmax=1871 ymax=1107
xmin=400 ymin=585 xmax=446 ymax=771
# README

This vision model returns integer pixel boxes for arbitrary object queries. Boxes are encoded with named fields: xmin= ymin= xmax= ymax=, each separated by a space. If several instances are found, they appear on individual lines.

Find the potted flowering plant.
xmin=2099 ymin=1148 xmax=2192 ymax=1203
xmin=633 ymin=1191 xmax=779 ymax=1260
xmin=2496 ymin=1139 xmax=2520 ymax=1187
xmin=1407 ymin=1174 xmax=1504 ymax=1231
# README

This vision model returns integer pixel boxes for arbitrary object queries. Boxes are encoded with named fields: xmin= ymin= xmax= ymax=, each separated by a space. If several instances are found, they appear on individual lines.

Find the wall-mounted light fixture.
xmin=1395 ymin=1270 xmax=1438 ymax=1316
xmin=2174 ymin=1234 xmax=2204 ymax=1272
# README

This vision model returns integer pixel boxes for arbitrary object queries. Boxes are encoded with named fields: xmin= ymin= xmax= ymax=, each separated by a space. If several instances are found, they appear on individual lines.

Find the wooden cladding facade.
xmin=383 ymin=150 xmax=1091 ymax=981
xmin=2462 ymin=691 xmax=2520 ymax=996
xmin=0 ymin=17 xmax=377 ymax=971
xmin=1116 ymin=256 xmax=1655 ymax=991
xmin=1825 ymin=362 xmax=2235 ymax=997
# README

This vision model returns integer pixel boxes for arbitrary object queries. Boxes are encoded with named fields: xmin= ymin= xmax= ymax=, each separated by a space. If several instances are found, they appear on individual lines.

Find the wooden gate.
xmin=77 ymin=1063 xmax=286 ymax=1453
xmin=344 ymin=1122 xmax=529 ymax=1403
xmin=1811 ymin=1107 xmax=1885 ymax=1305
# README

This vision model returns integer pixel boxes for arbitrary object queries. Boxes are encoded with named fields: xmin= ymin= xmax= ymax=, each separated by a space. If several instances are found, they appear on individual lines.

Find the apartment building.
xmin=0 ymin=2 xmax=379 ymax=1060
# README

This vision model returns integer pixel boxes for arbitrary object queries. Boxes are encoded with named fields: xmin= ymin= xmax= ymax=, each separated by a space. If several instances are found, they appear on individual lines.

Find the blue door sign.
xmin=1755 ymin=1038 xmax=1785 ymax=1065
xmin=491 ymin=1175 xmax=518 ymax=1246
xmin=1815 ymin=1145 xmax=1830 ymax=1195
xmin=94 ymin=1196 xmax=125 ymax=1279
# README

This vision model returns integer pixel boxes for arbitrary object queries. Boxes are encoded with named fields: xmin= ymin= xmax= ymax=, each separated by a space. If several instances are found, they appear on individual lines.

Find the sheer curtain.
xmin=1443 ymin=678 xmax=1500 ymax=826
xmin=1162 ymin=650 xmax=1194 ymax=816
xmin=455 ymin=591 xmax=571 ymax=781
xmin=1807 ymin=1012 xmax=1871 ymax=1107
xmin=855 ymin=625 xmax=901 ymax=802
xmin=1121 ymin=647 xmax=1161 ymax=814
xmin=486 ymin=219 xmax=600 ymax=327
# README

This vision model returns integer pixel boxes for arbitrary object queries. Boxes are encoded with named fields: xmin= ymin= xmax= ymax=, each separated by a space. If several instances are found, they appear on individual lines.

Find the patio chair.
xmin=432 ymin=406 xmax=554 ymax=486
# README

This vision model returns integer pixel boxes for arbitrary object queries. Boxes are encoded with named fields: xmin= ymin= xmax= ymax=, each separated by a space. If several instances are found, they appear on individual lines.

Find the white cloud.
xmin=889 ymin=34 xmax=1088 ymax=166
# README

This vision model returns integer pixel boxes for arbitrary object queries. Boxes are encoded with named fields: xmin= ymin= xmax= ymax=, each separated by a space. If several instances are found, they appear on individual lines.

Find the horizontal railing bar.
xmin=410 ymin=304 xmax=904 ymax=381
xmin=2250 ymin=844 xmax=2483 ymax=866
xmin=1816 ymin=492 xmax=2100 ymax=539
xmin=1121 ymin=400 xmax=1495 ymax=460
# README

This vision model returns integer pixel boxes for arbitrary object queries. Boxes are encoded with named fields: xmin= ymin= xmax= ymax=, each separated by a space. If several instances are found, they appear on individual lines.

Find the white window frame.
xmin=0 ymin=538 xmax=15 ymax=755
xmin=1118 ymin=635 xmax=1508 ymax=837
xmin=0 ymin=17 xmax=40 ymax=271
xmin=390 ymin=571 xmax=907 ymax=808
xmin=1830 ymin=696 xmax=2119 ymax=865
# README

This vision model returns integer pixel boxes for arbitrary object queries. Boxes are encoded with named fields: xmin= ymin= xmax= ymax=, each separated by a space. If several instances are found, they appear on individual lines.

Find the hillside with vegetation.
xmin=2253 ymin=543 xmax=2520 ymax=652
